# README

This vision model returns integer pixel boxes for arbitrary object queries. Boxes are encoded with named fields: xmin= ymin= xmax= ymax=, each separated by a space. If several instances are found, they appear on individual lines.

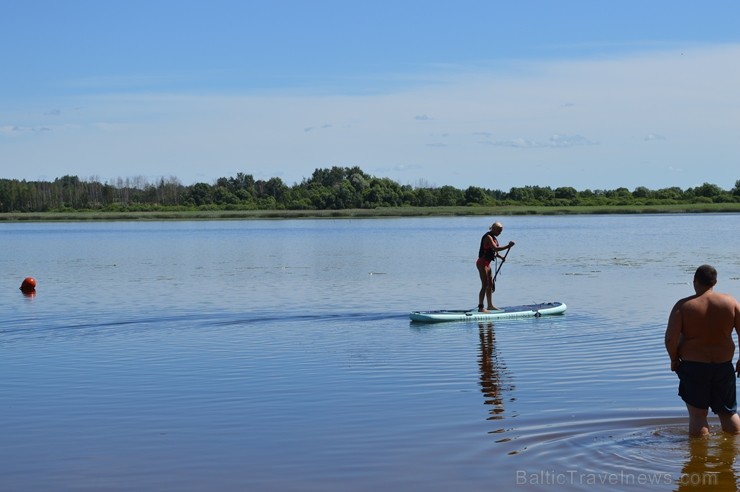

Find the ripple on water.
xmin=496 ymin=413 xmax=740 ymax=491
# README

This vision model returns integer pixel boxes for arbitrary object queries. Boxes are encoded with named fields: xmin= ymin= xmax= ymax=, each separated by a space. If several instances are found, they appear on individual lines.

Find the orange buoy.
xmin=20 ymin=277 xmax=37 ymax=293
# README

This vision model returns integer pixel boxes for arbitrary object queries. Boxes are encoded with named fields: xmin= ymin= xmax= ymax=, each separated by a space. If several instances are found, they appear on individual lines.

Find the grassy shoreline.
xmin=2 ymin=203 xmax=740 ymax=222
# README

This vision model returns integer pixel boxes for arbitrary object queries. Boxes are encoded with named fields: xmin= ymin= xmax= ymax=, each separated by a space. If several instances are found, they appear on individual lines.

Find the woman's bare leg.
xmin=477 ymin=265 xmax=489 ymax=312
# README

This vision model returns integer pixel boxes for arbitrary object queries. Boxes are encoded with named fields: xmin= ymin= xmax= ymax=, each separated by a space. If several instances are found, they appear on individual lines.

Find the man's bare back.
xmin=668 ymin=290 xmax=740 ymax=364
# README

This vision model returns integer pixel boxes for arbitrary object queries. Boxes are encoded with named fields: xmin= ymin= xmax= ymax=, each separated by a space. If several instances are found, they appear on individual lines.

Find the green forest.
xmin=1 ymin=166 xmax=740 ymax=213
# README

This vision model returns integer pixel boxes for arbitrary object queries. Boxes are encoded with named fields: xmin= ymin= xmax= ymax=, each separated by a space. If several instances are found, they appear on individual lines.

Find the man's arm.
xmin=665 ymin=302 xmax=683 ymax=372
xmin=734 ymin=298 xmax=740 ymax=376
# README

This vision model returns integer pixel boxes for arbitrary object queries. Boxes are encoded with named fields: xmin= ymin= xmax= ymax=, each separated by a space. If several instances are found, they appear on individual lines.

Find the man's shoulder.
xmin=710 ymin=291 xmax=739 ymax=305
xmin=673 ymin=294 xmax=698 ymax=309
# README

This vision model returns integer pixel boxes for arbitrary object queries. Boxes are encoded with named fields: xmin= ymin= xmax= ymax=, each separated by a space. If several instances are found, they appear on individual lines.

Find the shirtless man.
xmin=664 ymin=264 xmax=740 ymax=437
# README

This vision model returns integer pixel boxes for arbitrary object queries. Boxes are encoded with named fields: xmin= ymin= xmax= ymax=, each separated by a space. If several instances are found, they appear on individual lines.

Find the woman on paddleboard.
xmin=476 ymin=222 xmax=514 ymax=312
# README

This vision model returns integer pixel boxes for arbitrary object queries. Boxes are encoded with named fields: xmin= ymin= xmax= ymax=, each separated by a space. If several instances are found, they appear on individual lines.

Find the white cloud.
xmin=3 ymin=44 xmax=739 ymax=190
xmin=493 ymin=134 xmax=597 ymax=148
xmin=492 ymin=137 xmax=538 ymax=148
xmin=0 ymin=125 xmax=52 ymax=135
xmin=547 ymin=134 xmax=598 ymax=147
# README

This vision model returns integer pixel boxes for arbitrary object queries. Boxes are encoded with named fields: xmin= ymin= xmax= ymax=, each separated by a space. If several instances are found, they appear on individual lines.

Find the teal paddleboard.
xmin=409 ymin=301 xmax=566 ymax=323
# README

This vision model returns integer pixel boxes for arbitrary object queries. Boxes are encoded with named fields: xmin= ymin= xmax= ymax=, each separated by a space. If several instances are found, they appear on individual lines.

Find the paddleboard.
xmin=409 ymin=301 xmax=566 ymax=323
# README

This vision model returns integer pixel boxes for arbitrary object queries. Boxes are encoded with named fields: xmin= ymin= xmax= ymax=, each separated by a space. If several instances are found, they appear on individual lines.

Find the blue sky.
xmin=2 ymin=0 xmax=739 ymax=191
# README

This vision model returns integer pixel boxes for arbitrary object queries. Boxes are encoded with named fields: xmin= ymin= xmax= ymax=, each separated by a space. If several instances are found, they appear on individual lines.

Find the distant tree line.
xmin=1 ymin=166 xmax=739 ymax=213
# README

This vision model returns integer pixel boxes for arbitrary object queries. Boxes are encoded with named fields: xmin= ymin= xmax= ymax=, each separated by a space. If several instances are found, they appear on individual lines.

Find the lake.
xmin=2 ymin=214 xmax=740 ymax=491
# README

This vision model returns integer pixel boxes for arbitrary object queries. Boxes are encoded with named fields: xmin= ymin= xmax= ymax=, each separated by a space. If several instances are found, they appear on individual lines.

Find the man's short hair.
xmin=695 ymin=264 xmax=718 ymax=287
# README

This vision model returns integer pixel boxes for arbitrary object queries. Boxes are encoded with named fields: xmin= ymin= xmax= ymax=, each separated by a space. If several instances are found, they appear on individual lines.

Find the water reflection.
xmin=478 ymin=322 xmax=511 ymax=424
xmin=676 ymin=436 xmax=739 ymax=492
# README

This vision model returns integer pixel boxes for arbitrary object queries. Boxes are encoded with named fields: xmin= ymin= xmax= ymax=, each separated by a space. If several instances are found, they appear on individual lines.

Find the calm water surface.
xmin=2 ymin=214 xmax=740 ymax=491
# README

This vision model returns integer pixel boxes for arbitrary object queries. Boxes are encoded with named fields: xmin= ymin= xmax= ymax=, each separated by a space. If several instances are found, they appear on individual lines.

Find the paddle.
xmin=492 ymin=245 xmax=512 ymax=292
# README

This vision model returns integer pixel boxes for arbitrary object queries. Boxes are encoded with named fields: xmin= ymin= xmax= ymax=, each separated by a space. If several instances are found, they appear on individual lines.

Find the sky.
xmin=1 ymin=0 xmax=739 ymax=192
